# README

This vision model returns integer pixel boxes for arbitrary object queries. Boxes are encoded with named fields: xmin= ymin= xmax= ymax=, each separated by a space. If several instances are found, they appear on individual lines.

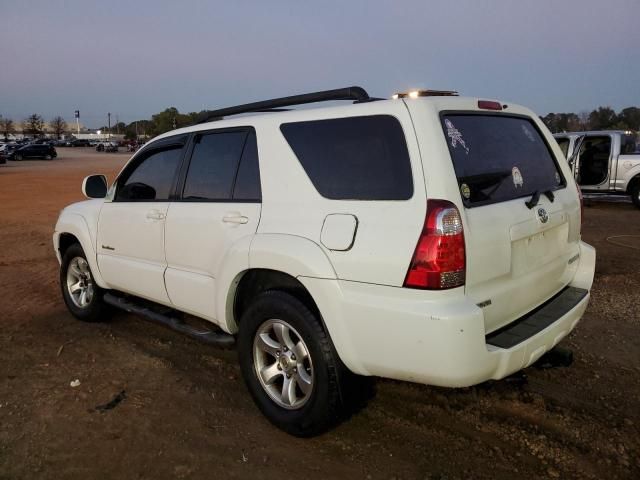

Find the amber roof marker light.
xmin=391 ymin=89 xmax=459 ymax=99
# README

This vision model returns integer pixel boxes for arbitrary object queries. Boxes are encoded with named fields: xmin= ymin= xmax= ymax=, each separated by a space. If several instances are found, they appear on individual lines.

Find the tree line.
xmin=3 ymin=104 xmax=638 ymax=142
xmin=541 ymin=106 xmax=639 ymax=133
xmin=0 ymin=114 xmax=68 ymax=140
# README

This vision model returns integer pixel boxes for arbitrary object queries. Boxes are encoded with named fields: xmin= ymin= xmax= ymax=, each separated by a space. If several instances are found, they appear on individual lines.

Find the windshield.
xmin=441 ymin=114 xmax=565 ymax=207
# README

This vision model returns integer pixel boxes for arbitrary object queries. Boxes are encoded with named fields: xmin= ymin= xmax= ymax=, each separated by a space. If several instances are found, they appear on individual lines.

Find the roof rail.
xmin=197 ymin=86 xmax=374 ymax=123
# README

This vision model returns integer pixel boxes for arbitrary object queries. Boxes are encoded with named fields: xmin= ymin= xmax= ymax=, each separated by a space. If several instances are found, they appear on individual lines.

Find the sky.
xmin=1 ymin=0 xmax=639 ymax=128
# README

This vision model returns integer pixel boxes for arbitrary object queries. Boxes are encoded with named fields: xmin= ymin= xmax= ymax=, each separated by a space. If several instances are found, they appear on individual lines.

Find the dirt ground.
xmin=0 ymin=148 xmax=638 ymax=480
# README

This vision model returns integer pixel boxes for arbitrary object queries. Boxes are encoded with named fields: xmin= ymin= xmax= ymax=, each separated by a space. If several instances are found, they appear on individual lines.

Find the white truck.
xmin=554 ymin=130 xmax=640 ymax=207
xmin=54 ymin=87 xmax=596 ymax=436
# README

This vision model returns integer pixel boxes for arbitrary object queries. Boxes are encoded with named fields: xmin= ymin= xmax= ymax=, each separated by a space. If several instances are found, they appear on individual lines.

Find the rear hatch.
xmin=440 ymin=111 xmax=581 ymax=333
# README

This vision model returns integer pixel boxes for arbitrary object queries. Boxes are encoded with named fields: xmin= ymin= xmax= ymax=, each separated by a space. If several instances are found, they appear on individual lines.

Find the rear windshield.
xmin=441 ymin=114 xmax=564 ymax=207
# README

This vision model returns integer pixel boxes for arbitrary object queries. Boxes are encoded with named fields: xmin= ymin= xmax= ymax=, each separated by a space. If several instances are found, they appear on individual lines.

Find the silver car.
xmin=554 ymin=130 xmax=640 ymax=208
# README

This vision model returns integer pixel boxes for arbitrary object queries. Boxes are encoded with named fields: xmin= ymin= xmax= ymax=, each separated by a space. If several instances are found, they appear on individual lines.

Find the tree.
xmin=24 ymin=114 xmax=44 ymax=136
xmin=588 ymin=107 xmax=617 ymax=130
xmin=50 ymin=116 xmax=68 ymax=139
xmin=618 ymin=107 xmax=640 ymax=131
xmin=0 ymin=117 xmax=15 ymax=141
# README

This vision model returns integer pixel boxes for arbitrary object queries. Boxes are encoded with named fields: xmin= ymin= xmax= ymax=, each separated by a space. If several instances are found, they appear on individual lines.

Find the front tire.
xmin=238 ymin=291 xmax=348 ymax=437
xmin=60 ymin=243 xmax=109 ymax=322
xmin=630 ymin=182 xmax=640 ymax=209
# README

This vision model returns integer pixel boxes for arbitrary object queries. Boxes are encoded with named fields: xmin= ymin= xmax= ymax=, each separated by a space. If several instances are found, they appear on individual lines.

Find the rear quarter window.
xmin=280 ymin=115 xmax=413 ymax=200
xmin=441 ymin=114 xmax=565 ymax=207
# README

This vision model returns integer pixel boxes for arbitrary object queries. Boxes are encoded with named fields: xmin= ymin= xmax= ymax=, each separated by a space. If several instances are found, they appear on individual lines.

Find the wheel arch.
xmin=54 ymin=213 xmax=108 ymax=288
xmin=217 ymin=233 xmax=337 ymax=333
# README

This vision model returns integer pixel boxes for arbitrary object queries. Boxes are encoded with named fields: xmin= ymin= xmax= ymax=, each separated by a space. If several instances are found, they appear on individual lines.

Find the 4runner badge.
xmin=511 ymin=166 xmax=524 ymax=188
xmin=537 ymin=207 xmax=549 ymax=223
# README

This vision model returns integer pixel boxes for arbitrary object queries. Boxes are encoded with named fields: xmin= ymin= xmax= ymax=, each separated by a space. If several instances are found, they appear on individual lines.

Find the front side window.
xmin=555 ymin=137 xmax=570 ymax=158
xmin=116 ymin=147 xmax=183 ymax=201
xmin=280 ymin=115 xmax=413 ymax=200
xmin=182 ymin=131 xmax=248 ymax=201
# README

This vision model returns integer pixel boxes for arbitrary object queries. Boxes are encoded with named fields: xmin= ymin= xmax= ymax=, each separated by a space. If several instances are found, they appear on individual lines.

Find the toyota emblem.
xmin=537 ymin=207 xmax=549 ymax=223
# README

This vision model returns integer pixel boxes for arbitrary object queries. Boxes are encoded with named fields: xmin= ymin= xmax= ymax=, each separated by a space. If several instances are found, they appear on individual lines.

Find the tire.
xmin=60 ymin=243 xmax=109 ymax=322
xmin=238 ymin=290 xmax=352 ymax=436
xmin=15 ymin=154 xmax=22 ymax=161
xmin=630 ymin=182 xmax=640 ymax=209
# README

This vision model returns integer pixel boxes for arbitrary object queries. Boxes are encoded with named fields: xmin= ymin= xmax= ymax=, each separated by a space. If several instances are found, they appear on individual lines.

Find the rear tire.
xmin=238 ymin=290 xmax=355 ymax=437
xmin=630 ymin=182 xmax=640 ymax=209
xmin=60 ymin=243 xmax=109 ymax=322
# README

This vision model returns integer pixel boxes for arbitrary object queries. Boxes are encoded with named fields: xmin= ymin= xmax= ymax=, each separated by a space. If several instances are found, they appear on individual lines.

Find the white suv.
xmin=53 ymin=87 xmax=596 ymax=436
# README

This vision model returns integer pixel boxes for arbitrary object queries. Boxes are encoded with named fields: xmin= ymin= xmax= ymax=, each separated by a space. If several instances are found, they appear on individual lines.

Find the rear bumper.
xmin=300 ymin=241 xmax=596 ymax=387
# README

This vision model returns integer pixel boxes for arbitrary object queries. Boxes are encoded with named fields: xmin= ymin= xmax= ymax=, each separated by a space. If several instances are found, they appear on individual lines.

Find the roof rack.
xmin=197 ymin=86 xmax=375 ymax=123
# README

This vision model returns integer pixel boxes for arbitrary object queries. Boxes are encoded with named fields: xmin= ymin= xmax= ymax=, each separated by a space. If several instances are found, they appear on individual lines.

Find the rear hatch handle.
xmin=525 ymin=189 xmax=555 ymax=209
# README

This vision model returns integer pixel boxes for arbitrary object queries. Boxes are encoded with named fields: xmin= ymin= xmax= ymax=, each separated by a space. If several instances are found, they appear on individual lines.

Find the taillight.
xmin=404 ymin=200 xmax=466 ymax=290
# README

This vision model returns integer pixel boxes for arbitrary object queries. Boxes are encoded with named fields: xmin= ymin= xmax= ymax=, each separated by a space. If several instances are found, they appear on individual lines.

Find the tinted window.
xmin=442 ymin=114 xmax=564 ymax=207
xmin=116 ymin=147 xmax=183 ymax=201
xmin=621 ymin=133 xmax=640 ymax=154
xmin=233 ymin=131 xmax=261 ymax=201
xmin=555 ymin=137 xmax=570 ymax=158
xmin=182 ymin=131 xmax=247 ymax=201
xmin=280 ymin=115 xmax=413 ymax=200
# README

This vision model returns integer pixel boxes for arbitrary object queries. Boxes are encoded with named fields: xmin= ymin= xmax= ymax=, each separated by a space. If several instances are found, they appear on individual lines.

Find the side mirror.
xmin=82 ymin=174 xmax=108 ymax=199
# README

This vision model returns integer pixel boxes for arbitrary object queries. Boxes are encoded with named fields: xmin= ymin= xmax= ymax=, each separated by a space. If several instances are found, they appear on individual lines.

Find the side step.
xmin=103 ymin=293 xmax=235 ymax=348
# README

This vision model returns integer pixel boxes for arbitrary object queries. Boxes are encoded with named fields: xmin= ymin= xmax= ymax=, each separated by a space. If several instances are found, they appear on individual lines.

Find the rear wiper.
xmin=525 ymin=190 xmax=555 ymax=209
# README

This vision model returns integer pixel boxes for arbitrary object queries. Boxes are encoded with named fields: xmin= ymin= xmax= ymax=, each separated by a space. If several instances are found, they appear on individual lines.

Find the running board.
xmin=103 ymin=293 xmax=235 ymax=348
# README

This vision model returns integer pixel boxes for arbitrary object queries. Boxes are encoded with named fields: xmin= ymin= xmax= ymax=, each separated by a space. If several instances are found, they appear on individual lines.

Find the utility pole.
xmin=108 ymin=112 xmax=111 ymax=139
xmin=116 ymin=114 xmax=119 ymax=134
xmin=75 ymin=110 xmax=80 ymax=135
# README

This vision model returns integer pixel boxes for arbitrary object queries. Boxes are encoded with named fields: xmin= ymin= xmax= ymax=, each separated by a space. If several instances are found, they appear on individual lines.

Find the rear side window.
xmin=441 ymin=114 xmax=564 ymax=207
xmin=280 ymin=115 xmax=413 ymax=200
xmin=182 ymin=131 xmax=248 ymax=201
xmin=233 ymin=131 xmax=261 ymax=201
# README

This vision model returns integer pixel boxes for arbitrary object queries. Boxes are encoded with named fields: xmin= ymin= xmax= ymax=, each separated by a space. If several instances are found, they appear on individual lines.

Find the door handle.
xmin=146 ymin=210 xmax=166 ymax=221
xmin=222 ymin=214 xmax=249 ymax=224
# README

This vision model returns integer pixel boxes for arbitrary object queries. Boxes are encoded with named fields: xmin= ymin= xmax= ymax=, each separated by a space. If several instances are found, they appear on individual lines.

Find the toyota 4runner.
xmin=53 ymin=86 xmax=596 ymax=436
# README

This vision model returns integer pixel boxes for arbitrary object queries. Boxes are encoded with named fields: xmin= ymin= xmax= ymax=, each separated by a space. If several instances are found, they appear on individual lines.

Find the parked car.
xmin=10 ymin=144 xmax=57 ymax=160
xmin=53 ymin=86 xmax=595 ymax=436
xmin=554 ymin=130 xmax=640 ymax=208
xmin=96 ymin=141 xmax=118 ymax=152
xmin=70 ymin=139 xmax=91 ymax=147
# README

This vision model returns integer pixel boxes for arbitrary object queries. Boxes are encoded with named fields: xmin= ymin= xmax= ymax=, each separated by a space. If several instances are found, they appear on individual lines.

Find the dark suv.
xmin=10 ymin=144 xmax=57 ymax=161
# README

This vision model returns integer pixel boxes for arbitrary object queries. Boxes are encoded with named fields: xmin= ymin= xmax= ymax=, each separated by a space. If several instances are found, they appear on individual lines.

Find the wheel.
xmin=238 ymin=291 xmax=350 ymax=436
xmin=45 ymin=154 xmax=52 ymax=160
xmin=60 ymin=243 xmax=109 ymax=322
xmin=630 ymin=182 xmax=640 ymax=209
xmin=15 ymin=154 xmax=22 ymax=161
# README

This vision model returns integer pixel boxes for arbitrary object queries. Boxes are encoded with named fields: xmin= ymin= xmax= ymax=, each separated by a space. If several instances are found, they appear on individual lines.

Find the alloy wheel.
xmin=253 ymin=319 xmax=314 ymax=409
xmin=66 ymin=257 xmax=95 ymax=308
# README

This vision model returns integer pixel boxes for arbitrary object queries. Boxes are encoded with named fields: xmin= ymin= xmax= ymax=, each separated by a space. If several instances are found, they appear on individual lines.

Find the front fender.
xmin=53 ymin=213 xmax=108 ymax=289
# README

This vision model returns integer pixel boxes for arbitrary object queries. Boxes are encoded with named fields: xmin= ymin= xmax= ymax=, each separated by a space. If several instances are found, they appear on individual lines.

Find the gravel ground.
xmin=0 ymin=148 xmax=638 ymax=479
